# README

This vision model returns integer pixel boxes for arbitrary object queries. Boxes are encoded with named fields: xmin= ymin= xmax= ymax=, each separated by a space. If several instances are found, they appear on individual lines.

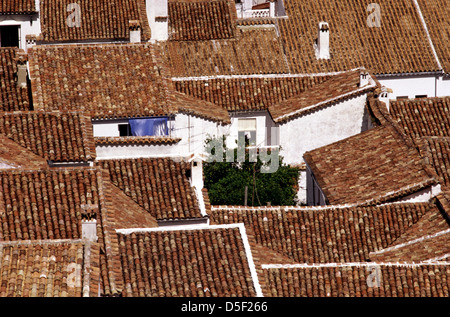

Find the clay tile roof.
xmin=0 ymin=48 xmax=30 ymax=112
xmin=269 ymin=68 xmax=378 ymax=122
xmin=94 ymin=136 xmax=182 ymax=146
xmin=417 ymin=137 xmax=450 ymax=188
xmin=160 ymin=27 xmax=289 ymax=77
xmin=168 ymin=90 xmax=231 ymax=123
xmin=168 ymin=0 xmax=237 ymax=41
xmin=417 ymin=0 xmax=450 ymax=73
xmin=0 ymin=135 xmax=47 ymax=169
xmin=303 ymin=124 xmax=437 ymax=205
xmin=278 ymin=0 xmax=441 ymax=75
xmin=173 ymin=74 xmax=331 ymax=112
xmin=0 ymin=240 xmax=100 ymax=297
xmin=390 ymin=97 xmax=450 ymax=139
xmin=368 ymin=195 xmax=450 ymax=262
xmin=262 ymin=263 xmax=450 ymax=297
xmin=211 ymin=203 xmax=433 ymax=264
xmin=96 ymin=157 xmax=204 ymax=221
xmin=39 ymin=0 xmax=151 ymax=42
xmin=0 ymin=168 xmax=102 ymax=241
xmin=28 ymin=43 xmax=174 ymax=120
xmin=0 ymin=111 xmax=96 ymax=163
xmin=0 ymin=0 xmax=36 ymax=14
xmin=116 ymin=225 xmax=259 ymax=297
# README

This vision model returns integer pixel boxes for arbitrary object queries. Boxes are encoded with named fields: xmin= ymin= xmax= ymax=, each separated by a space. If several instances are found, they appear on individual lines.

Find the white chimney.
xmin=81 ymin=204 xmax=98 ymax=242
xmin=190 ymin=155 xmax=204 ymax=189
xmin=82 ymin=219 xmax=98 ymax=242
xmin=145 ymin=0 xmax=168 ymax=41
xmin=317 ymin=22 xmax=330 ymax=59
xmin=378 ymin=86 xmax=393 ymax=112
xmin=360 ymin=68 xmax=370 ymax=87
xmin=16 ymin=51 xmax=28 ymax=88
xmin=269 ymin=0 xmax=276 ymax=17
xmin=25 ymin=34 xmax=36 ymax=52
xmin=129 ymin=20 xmax=141 ymax=43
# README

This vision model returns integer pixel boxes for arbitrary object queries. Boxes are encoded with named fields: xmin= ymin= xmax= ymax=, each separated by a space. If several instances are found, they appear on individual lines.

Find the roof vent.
xmin=129 ymin=20 xmax=141 ymax=43
xmin=81 ymin=204 xmax=98 ymax=242
xmin=316 ymin=22 xmax=330 ymax=59
xmin=359 ymin=68 xmax=370 ymax=87
xmin=15 ymin=51 xmax=28 ymax=88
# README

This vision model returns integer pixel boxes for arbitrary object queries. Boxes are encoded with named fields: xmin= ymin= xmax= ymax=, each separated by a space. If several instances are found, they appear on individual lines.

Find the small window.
xmin=0 ymin=25 xmax=20 ymax=48
xmin=415 ymin=95 xmax=427 ymax=99
xmin=238 ymin=118 xmax=257 ymax=147
xmin=118 ymin=124 xmax=131 ymax=136
xmin=396 ymin=96 xmax=409 ymax=100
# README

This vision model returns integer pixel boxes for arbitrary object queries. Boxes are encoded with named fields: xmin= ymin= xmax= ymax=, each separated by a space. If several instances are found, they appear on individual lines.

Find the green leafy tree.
xmin=203 ymin=136 xmax=299 ymax=206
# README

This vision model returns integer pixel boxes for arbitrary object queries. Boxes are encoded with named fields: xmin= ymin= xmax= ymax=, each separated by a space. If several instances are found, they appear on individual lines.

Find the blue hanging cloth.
xmin=129 ymin=117 xmax=168 ymax=136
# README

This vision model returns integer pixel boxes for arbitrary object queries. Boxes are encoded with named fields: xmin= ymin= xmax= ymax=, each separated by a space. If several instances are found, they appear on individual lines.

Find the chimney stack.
xmin=81 ymin=204 xmax=98 ymax=242
xmin=129 ymin=20 xmax=141 ymax=43
xmin=378 ymin=86 xmax=393 ymax=112
xmin=25 ymin=34 xmax=37 ymax=52
xmin=15 ymin=51 xmax=28 ymax=88
xmin=360 ymin=68 xmax=370 ymax=87
xmin=317 ymin=22 xmax=330 ymax=59
xmin=190 ymin=154 xmax=204 ymax=189
xmin=145 ymin=0 xmax=168 ymax=41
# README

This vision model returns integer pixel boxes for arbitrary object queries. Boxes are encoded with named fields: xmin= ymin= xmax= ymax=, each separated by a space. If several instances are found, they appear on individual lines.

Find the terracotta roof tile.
xmin=168 ymin=90 xmax=231 ymax=123
xmin=211 ymin=203 xmax=432 ymax=264
xmin=160 ymin=27 xmax=289 ymax=77
xmin=0 ymin=0 xmax=36 ymax=14
xmin=269 ymin=68 xmax=378 ymax=122
xmin=0 ymin=136 xmax=47 ymax=169
xmin=96 ymin=158 xmax=204 ymax=221
xmin=369 ymin=197 xmax=450 ymax=262
xmin=39 ymin=0 xmax=151 ymax=42
xmin=390 ymin=97 xmax=450 ymax=138
xmin=303 ymin=124 xmax=437 ymax=205
xmin=29 ymin=43 xmax=229 ymax=122
xmin=0 ymin=48 xmax=30 ymax=112
xmin=29 ymin=43 xmax=174 ymax=119
xmin=417 ymin=137 xmax=450 ymax=188
xmin=95 ymin=136 xmax=182 ymax=146
xmin=0 ymin=240 xmax=100 ymax=297
xmin=263 ymin=263 xmax=450 ymax=297
xmin=174 ymin=74 xmax=331 ymax=112
xmin=0 ymin=168 xmax=101 ymax=241
xmin=278 ymin=0 xmax=441 ymax=74
xmin=0 ymin=111 xmax=96 ymax=162
xmin=417 ymin=0 xmax=450 ymax=73
xmin=168 ymin=0 xmax=237 ymax=41
xmin=117 ymin=226 xmax=258 ymax=297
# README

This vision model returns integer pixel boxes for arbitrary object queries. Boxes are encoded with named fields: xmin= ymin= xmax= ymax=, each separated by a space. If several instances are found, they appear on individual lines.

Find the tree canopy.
xmin=203 ymin=137 xmax=300 ymax=206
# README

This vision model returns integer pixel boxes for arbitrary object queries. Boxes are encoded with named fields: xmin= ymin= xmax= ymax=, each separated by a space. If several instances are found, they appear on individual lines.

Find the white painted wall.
xmin=378 ymin=73 xmax=450 ymax=99
xmin=92 ymin=119 xmax=130 ymax=137
xmin=0 ymin=14 xmax=41 ymax=50
xmin=279 ymin=94 xmax=368 ymax=165
xmin=396 ymin=184 xmax=441 ymax=203
xmin=145 ymin=0 xmax=168 ymax=41
xmin=94 ymin=114 xmax=229 ymax=159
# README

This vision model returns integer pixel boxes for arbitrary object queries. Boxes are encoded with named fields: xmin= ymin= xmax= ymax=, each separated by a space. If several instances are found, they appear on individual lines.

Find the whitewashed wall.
xmin=279 ymin=94 xmax=368 ymax=166
xmin=378 ymin=73 xmax=450 ymax=99
xmin=94 ymin=114 xmax=229 ymax=159
xmin=0 ymin=14 xmax=40 ymax=50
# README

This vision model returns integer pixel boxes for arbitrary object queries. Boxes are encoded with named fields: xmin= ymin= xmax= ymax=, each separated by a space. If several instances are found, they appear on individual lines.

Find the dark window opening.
xmin=118 ymin=124 xmax=131 ymax=136
xmin=0 ymin=25 xmax=20 ymax=48
xmin=415 ymin=95 xmax=428 ymax=99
